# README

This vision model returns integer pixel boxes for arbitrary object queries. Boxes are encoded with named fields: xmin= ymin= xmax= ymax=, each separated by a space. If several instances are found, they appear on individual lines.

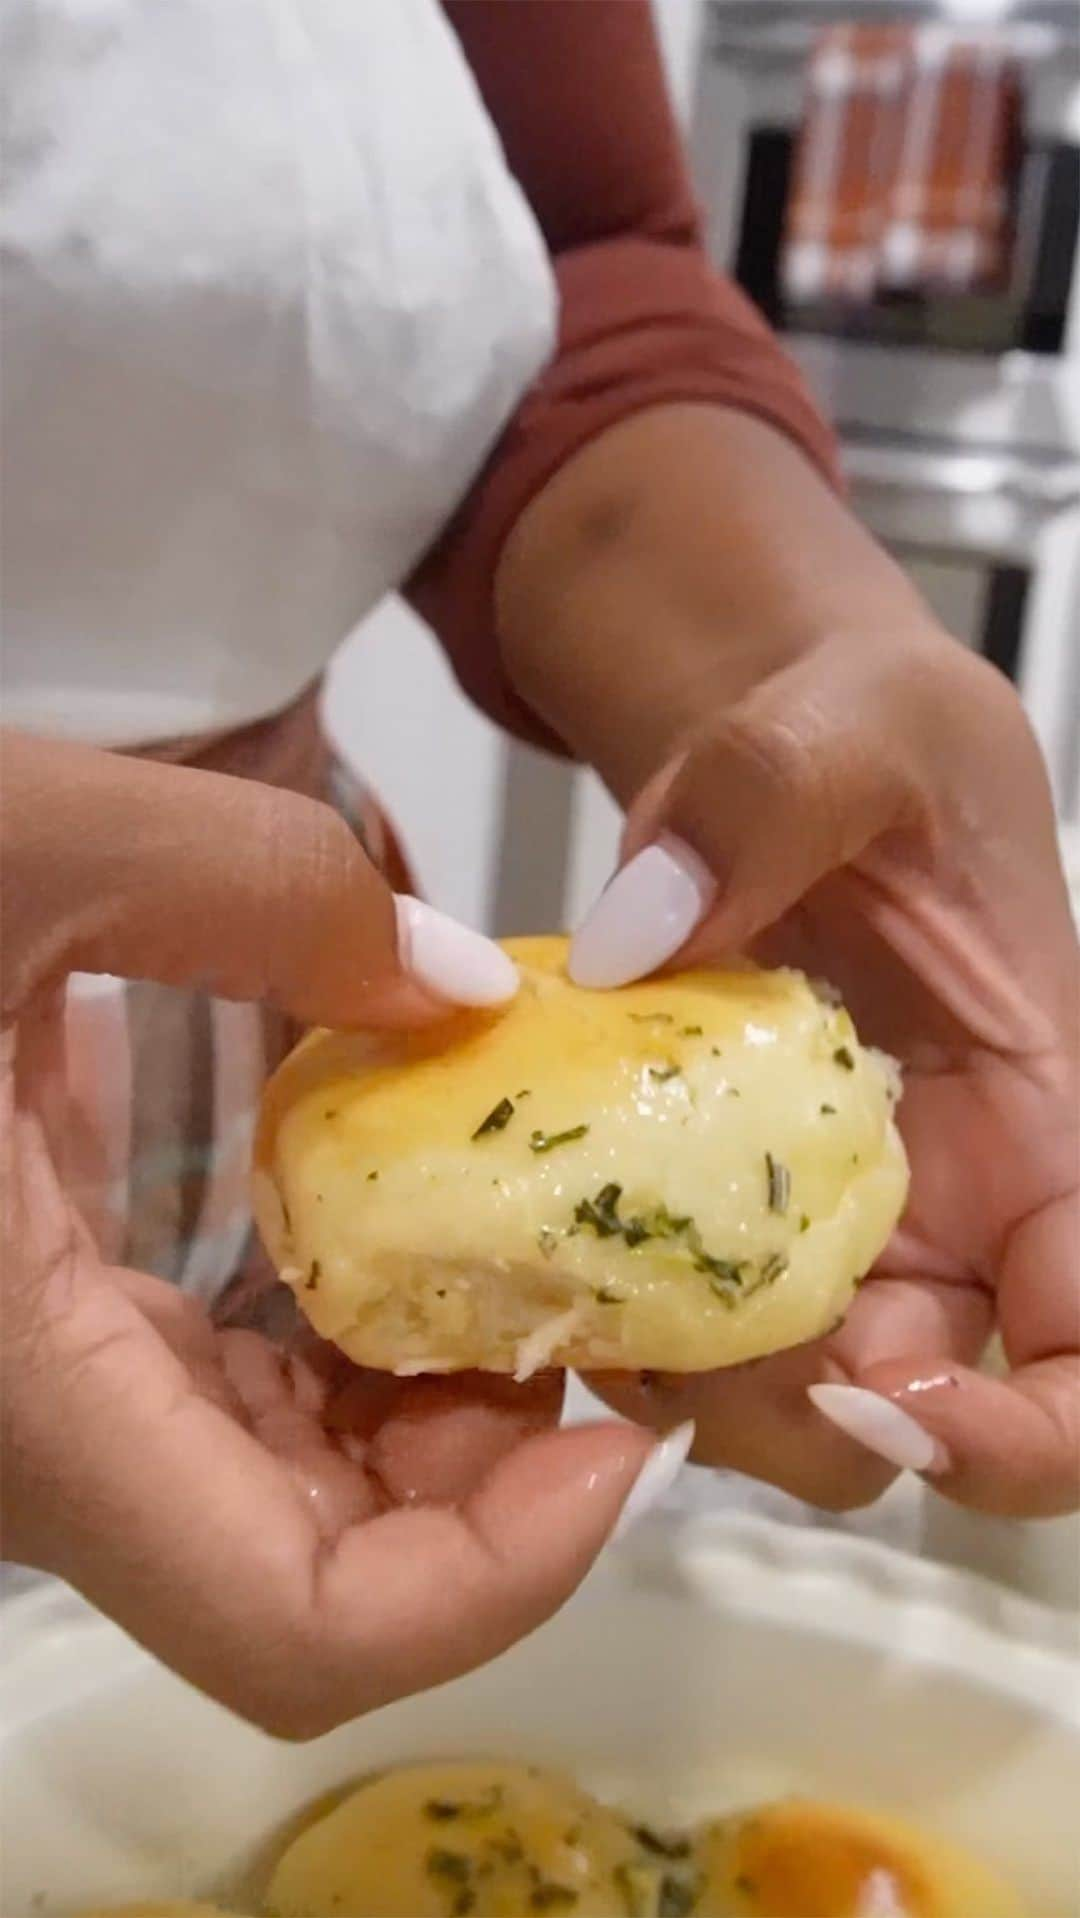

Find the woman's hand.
xmin=495 ymin=403 xmax=1078 ymax=1521
xmin=570 ymin=631 xmax=1079 ymax=1518
xmin=0 ymin=732 xmax=652 ymax=1735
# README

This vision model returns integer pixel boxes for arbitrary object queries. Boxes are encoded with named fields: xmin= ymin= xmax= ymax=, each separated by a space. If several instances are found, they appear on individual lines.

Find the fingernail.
xmin=568 ymin=836 xmax=715 ymax=988
xmin=394 ymin=897 xmax=518 ymax=1007
xmin=611 ymin=1420 xmax=695 ymax=1541
xmin=808 ymin=1384 xmax=946 ymax=1475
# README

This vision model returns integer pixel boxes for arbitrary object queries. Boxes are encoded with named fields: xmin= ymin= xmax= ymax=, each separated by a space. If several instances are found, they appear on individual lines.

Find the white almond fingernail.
xmin=808 ymin=1384 xmax=941 ymax=1474
xmin=568 ymin=836 xmax=715 ymax=988
xmin=394 ymin=897 xmax=518 ymax=1007
xmin=611 ymin=1420 xmax=695 ymax=1541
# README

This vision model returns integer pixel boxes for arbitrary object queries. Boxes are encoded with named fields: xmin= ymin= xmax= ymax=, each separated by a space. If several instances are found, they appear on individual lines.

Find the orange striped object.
xmin=782 ymin=23 xmax=1021 ymax=304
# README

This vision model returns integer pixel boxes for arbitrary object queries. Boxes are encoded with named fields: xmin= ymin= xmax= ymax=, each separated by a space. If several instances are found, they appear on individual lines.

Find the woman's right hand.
xmin=0 ymin=731 xmax=652 ymax=1735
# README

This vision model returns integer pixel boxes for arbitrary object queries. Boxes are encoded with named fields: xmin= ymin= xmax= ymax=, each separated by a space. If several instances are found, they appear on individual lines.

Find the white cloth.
xmin=1 ymin=0 xmax=556 ymax=745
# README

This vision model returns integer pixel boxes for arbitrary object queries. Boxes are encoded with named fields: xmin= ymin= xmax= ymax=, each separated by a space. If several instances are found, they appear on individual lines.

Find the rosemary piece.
xmin=471 ymin=1096 xmax=515 ymax=1140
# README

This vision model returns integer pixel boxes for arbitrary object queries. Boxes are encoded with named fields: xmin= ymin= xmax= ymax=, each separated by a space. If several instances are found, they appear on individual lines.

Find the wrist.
xmin=494 ymin=404 xmax=937 ymax=802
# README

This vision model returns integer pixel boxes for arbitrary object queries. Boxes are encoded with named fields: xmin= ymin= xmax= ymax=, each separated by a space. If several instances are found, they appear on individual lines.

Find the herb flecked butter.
xmin=254 ymin=937 xmax=908 ymax=1378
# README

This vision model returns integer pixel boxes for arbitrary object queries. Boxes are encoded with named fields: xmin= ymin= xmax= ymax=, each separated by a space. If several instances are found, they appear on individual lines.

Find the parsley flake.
xmin=471 ymin=1096 xmax=515 ymax=1140
xmin=424 ymin=1787 xmax=502 ymax=1823
xmin=425 ymin=1846 xmax=475 ymax=1914
xmin=659 ymin=1875 xmax=704 ymax=1918
xmin=573 ymin=1182 xmax=625 ymax=1238
xmin=530 ymin=1886 xmax=579 ymax=1911
xmin=765 ymin=1152 xmax=791 ymax=1214
xmin=632 ymin=1825 xmax=692 ymax=1860
xmin=529 ymin=1124 xmax=590 ymax=1154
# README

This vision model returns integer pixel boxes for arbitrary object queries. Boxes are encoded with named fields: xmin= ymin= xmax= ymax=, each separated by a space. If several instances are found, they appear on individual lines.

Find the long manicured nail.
xmin=808 ymin=1384 xmax=946 ymax=1474
xmin=569 ymin=836 xmax=715 ymax=988
xmin=394 ymin=897 xmax=518 ymax=1007
xmin=611 ymin=1420 xmax=695 ymax=1540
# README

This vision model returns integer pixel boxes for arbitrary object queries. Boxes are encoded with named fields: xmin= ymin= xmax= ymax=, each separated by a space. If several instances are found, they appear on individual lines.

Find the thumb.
xmin=1 ymin=731 xmax=516 ymax=1027
xmin=569 ymin=636 xmax=928 ymax=986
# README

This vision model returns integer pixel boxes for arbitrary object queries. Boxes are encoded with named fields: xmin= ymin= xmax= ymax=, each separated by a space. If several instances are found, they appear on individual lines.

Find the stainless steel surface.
xmin=789 ymin=337 xmax=1080 ymax=456
xmin=842 ymin=434 xmax=1080 ymax=504
xmin=844 ymin=446 xmax=1080 ymax=560
xmin=842 ymin=424 xmax=1080 ymax=561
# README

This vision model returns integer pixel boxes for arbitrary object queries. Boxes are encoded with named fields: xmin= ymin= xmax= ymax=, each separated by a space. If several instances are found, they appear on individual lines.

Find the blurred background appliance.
xmin=691 ymin=0 xmax=1080 ymax=818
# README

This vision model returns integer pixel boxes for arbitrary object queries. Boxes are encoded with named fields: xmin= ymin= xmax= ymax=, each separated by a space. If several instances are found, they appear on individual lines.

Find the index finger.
xmin=1 ymin=730 xmax=516 ymax=1028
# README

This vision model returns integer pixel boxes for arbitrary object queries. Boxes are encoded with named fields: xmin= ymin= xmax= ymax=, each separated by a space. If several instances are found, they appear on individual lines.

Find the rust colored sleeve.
xmin=407 ymin=0 xmax=839 ymax=748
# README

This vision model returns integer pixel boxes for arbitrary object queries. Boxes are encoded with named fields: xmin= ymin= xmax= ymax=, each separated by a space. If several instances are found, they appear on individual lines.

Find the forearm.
xmin=494 ymin=403 xmax=935 ymax=802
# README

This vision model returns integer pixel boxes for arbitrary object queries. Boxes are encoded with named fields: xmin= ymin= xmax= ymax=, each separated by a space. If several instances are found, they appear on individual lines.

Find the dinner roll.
xmin=698 ymin=1797 xmax=1028 ymax=1916
xmin=72 ymin=1907 xmax=234 ymax=1916
xmin=264 ymin=1761 xmax=690 ymax=1917
xmin=254 ymin=938 xmax=907 ymax=1377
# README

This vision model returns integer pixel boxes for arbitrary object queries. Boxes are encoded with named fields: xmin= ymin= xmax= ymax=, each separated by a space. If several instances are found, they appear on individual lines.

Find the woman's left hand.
xmin=493 ymin=403 xmax=1078 ymax=1521
xmin=570 ymin=630 xmax=1079 ymax=1518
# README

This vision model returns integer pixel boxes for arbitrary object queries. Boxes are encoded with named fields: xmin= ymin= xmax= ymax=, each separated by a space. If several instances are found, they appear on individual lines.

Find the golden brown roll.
xmin=254 ymin=938 xmax=907 ymax=1377
xmin=263 ymin=1760 xmax=693 ymax=1917
xmin=72 ymin=1906 xmax=234 ymax=1916
xmin=697 ymin=1797 xmax=1029 ymax=1916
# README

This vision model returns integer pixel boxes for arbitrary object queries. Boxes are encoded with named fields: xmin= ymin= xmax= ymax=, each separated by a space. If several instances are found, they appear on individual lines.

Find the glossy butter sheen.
xmin=254 ymin=939 xmax=909 ymax=1375
xmin=263 ymin=1771 xmax=1030 ymax=1918
xmin=265 ymin=1762 xmax=651 ymax=1916
xmin=700 ymin=1797 xmax=1029 ymax=1916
